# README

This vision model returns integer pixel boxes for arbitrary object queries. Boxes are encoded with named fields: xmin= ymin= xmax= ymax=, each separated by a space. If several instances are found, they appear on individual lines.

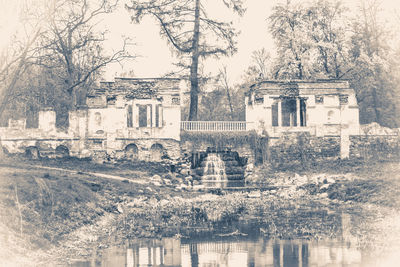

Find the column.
xmin=298 ymin=243 xmax=302 ymax=267
xmin=277 ymin=99 xmax=282 ymax=127
xmin=152 ymin=104 xmax=156 ymax=128
xmin=296 ymin=98 xmax=301 ymax=127
xmin=146 ymin=104 xmax=152 ymax=127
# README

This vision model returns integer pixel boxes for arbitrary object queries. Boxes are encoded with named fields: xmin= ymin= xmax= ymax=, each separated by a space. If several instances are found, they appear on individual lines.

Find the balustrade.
xmin=180 ymin=121 xmax=250 ymax=132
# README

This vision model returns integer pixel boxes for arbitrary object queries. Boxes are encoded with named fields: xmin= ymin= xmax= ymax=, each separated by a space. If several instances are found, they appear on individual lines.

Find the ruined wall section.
xmin=349 ymin=135 xmax=400 ymax=160
xmin=1 ymin=108 xmax=75 ymax=156
xmin=266 ymin=123 xmax=399 ymax=168
xmin=268 ymin=133 xmax=341 ymax=168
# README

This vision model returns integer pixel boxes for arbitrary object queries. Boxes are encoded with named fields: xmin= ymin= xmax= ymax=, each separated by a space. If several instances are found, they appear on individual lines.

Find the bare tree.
xmin=218 ymin=66 xmax=234 ymax=120
xmin=0 ymin=13 xmax=43 ymax=121
xmin=41 ymin=0 xmax=133 ymax=108
xmin=126 ymin=0 xmax=245 ymax=120
xmin=251 ymin=48 xmax=270 ymax=79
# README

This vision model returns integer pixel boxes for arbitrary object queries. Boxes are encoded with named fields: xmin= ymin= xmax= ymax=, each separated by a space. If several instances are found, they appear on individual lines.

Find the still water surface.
xmin=71 ymin=235 xmax=388 ymax=267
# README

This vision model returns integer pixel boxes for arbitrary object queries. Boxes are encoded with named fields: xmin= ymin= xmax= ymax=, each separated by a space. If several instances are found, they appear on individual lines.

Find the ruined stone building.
xmin=0 ymin=78 xmax=183 ymax=161
xmin=245 ymin=80 xmax=360 ymax=137
xmin=0 ymin=78 xmax=398 ymax=164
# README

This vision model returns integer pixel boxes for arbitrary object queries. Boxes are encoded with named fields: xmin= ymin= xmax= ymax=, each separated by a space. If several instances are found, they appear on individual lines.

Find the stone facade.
xmin=1 ymin=77 xmax=398 ymax=166
xmin=0 ymin=78 xmax=184 ymax=161
xmin=245 ymin=80 xmax=360 ymax=136
xmin=245 ymin=80 xmax=360 ymax=159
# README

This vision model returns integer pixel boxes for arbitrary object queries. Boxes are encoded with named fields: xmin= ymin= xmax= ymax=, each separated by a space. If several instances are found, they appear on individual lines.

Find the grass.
xmin=0 ymin=156 xmax=399 ymax=264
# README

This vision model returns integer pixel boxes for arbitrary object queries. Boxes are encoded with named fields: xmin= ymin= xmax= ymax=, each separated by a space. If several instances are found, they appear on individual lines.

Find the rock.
xmin=246 ymin=163 xmax=254 ymax=171
xmin=163 ymin=179 xmax=172 ymax=186
xmin=184 ymin=176 xmax=193 ymax=185
xmin=193 ymin=180 xmax=200 ymax=186
xmin=151 ymin=181 xmax=162 ymax=187
xmin=80 ymin=149 xmax=92 ymax=158
xmin=320 ymin=184 xmax=330 ymax=190
xmin=193 ymin=185 xmax=205 ymax=191
xmin=151 ymin=174 xmax=162 ymax=182
xmin=179 ymin=183 xmax=187 ymax=189
xmin=146 ymin=186 xmax=153 ymax=192
xmin=117 ymin=204 xmax=124 ymax=214
xmin=179 ymin=168 xmax=191 ymax=176
xmin=319 ymin=192 xmax=329 ymax=198
xmin=163 ymin=173 xmax=174 ymax=180
xmin=248 ymin=190 xmax=261 ymax=198
xmin=159 ymin=199 xmax=170 ymax=206
xmin=325 ymin=177 xmax=336 ymax=184
xmin=171 ymin=178 xmax=181 ymax=185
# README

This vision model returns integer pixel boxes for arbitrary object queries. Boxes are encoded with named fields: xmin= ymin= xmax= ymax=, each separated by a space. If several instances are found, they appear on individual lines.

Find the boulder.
xmin=193 ymin=184 xmax=205 ymax=191
xmin=247 ymin=191 xmax=261 ymax=198
xmin=184 ymin=175 xmax=193 ymax=184
xmin=151 ymin=174 xmax=163 ymax=182
xmin=163 ymin=179 xmax=172 ymax=186
xmin=159 ymin=199 xmax=170 ymax=206
xmin=151 ymin=181 xmax=162 ymax=187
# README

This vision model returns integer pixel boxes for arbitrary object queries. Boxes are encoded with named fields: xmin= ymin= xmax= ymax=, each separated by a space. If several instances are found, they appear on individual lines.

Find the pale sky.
xmin=102 ymin=0 xmax=276 ymax=83
xmin=1 ymin=0 xmax=399 ymax=85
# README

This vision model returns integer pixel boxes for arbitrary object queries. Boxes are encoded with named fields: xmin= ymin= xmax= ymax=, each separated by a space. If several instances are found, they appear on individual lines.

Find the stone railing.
xmin=180 ymin=121 xmax=250 ymax=132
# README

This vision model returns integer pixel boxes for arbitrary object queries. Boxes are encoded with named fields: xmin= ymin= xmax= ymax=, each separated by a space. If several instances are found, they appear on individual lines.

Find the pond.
xmin=71 ymin=234 xmax=384 ymax=267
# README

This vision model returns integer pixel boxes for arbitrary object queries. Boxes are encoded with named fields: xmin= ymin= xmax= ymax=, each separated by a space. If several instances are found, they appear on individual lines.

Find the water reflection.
xmin=72 ymin=213 xmax=393 ymax=267
xmin=72 ymin=236 xmax=371 ymax=267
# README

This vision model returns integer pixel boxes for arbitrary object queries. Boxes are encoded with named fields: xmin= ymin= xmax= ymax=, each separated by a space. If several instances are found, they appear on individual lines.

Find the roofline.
xmin=115 ymin=77 xmax=181 ymax=80
xmin=250 ymin=79 xmax=350 ymax=89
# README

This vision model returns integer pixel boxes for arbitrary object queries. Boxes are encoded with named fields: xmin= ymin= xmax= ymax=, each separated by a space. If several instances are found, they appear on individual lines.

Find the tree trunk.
xmin=188 ymin=0 xmax=200 ymax=121
xmin=226 ymin=87 xmax=234 ymax=120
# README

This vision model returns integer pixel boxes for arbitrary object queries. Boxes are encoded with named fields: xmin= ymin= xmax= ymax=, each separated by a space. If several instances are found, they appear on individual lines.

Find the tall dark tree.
xmin=126 ymin=0 xmax=245 ymax=120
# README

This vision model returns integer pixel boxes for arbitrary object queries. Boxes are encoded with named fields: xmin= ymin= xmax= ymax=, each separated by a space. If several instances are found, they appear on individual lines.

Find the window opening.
xmin=272 ymin=101 xmax=278 ymax=126
xmin=282 ymin=99 xmax=297 ymax=127
xmin=127 ymin=105 xmax=133 ymax=127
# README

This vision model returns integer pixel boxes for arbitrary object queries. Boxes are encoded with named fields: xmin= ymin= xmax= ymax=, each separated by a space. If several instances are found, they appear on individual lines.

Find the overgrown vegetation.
xmin=181 ymin=130 xmax=269 ymax=164
xmin=0 ymin=157 xmax=399 ymax=264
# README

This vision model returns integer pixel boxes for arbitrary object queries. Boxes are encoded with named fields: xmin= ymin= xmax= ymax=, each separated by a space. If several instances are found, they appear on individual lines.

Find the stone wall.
xmin=350 ymin=135 xmax=400 ymax=160
xmin=268 ymin=133 xmax=341 ymax=168
xmin=179 ymin=132 xmax=256 ymax=164
xmin=90 ymin=138 xmax=181 ymax=162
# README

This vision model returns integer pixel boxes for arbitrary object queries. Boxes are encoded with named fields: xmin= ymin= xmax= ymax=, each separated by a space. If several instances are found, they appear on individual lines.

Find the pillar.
xmin=296 ymin=98 xmax=301 ymax=127
xmin=340 ymin=125 xmax=350 ymax=159
xmin=277 ymin=100 xmax=282 ymax=127
xmin=299 ymin=243 xmax=302 ymax=267
xmin=152 ymin=103 xmax=156 ymax=128
xmin=126 ymin=248 xmax=134 ymax=267
xmin=38 ymin=108 xmax=56 ymax=131
xmin=146 ymin=105 xmax=152 ymax=127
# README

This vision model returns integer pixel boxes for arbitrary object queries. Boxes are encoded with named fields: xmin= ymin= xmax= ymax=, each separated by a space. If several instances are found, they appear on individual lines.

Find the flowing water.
xmin=202 ymin=153 xmax=228 ymax=188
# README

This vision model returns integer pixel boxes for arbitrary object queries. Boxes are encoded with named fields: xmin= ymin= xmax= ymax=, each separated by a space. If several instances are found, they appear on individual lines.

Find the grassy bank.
xmin=0 ymin=156 xmax=399 ymax=265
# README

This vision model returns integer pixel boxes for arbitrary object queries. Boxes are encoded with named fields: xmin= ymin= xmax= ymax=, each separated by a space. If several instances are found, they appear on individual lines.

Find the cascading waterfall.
xmin=202 ymin=153 xmax=227 ymax=187
xmin=192 ymin=148 xmax=246 ymax=188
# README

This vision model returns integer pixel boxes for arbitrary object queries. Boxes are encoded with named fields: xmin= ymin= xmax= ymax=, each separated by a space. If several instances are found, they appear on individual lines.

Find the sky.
xmin=1 ymin=0 xmax=399 ymax=84
xmin=102 ymin=0 xmax=276 ymax=83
